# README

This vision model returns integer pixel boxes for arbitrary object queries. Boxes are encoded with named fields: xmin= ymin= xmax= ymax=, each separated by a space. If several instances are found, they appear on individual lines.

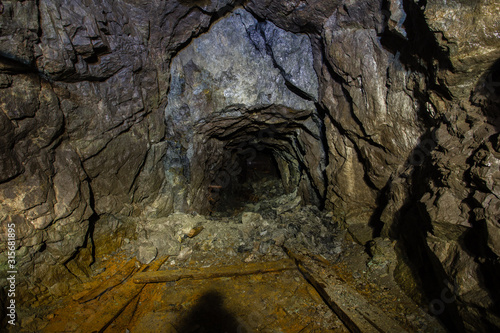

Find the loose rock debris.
xmin=19 ymin=177 xmax=447 ymax=332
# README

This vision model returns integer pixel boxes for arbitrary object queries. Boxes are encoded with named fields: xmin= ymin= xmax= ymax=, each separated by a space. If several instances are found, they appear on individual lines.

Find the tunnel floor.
xmin=22 ymin=177 xmax=446 ymax=332
xmin=41 ymin=254 xmax=350 ymax=332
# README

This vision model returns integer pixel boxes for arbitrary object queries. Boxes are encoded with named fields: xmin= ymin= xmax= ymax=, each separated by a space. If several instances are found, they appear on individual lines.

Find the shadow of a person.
xmin=174 ymin=290 xmax=246 ymax=333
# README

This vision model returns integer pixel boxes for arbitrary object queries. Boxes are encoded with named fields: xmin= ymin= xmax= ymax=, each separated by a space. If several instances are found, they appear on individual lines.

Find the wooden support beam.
xmin=133 ymin=259 xmax=297 ymax=284
xmin=284 ymin=247 xmax=408 ymax=333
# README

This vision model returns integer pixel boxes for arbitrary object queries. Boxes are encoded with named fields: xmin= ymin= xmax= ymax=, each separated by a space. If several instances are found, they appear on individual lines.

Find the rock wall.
xmin=0 ymin=0 xmax=499 ymax=331
xmin=378 ymin=1 xmax=500 ymax=331
xmin=163 ymin=8 xmax=324 ymax=213
xmin=0 ymin=0 xmax=230 ymax=304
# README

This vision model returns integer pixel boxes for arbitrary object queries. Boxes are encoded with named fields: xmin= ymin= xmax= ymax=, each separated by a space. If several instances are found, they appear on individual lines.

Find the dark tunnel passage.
xmin=237 ymin=148 xmax=281 ymax=184
xmin=209 ymin=148 xmax=284 ymax=216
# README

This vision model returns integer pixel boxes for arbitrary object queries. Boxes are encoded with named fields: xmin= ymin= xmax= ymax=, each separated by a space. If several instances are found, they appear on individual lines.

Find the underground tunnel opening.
xmin=208 ymin=147 xmax=285 ymax=216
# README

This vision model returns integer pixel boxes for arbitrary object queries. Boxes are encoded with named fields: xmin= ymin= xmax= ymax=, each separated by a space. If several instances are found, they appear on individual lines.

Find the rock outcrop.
xmin=0 ymin=0 xmax=498 ymax=331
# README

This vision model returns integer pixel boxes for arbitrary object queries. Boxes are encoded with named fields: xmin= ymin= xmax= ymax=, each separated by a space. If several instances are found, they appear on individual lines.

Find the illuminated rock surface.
xmin=0 ymin=0 xmax=499 ymax=331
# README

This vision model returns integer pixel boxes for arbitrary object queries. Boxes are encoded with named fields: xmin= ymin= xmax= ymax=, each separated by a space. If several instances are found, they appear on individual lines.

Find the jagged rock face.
xmin=422 ymin=0 xmax=500 ymax=98
xmin=0 ymin=0 xmax=499 ymax=331
xmin=164 ymin=8 xmax=323 ymax=212
xmin=0 ymin=0 xmax=220 ymax=304
xmin=319 ymin=1 xmax=424 ymax=236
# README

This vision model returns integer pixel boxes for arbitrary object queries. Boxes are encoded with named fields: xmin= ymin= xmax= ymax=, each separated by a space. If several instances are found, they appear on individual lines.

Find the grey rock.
xmin=273 ymin=190 xmax=302 ymax=215
xmin=137 ymin=244 xmax=158 ymax=265
xmin=164 ymin=8 xmax=317 ymax=126
xmin=259 ymin=21 xmax=319 ymax=101
xmin=259 ymin=241 xmax=271 ymax=254
xmin=177 ymin=247 xmax=193 ymax=261
xmin=241 ymin=212 xmax=262 ymax=239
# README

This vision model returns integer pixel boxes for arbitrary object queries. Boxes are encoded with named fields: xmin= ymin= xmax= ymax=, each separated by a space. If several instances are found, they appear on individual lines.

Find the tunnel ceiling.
xmin=0 ymin=0 xmax=499 ymax=331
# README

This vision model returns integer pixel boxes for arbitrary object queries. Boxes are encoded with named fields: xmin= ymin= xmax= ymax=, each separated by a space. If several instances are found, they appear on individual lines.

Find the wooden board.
xmin=284 ymin=247 xmax=408 ymax=333
xmin=75 ymin=258 xmax=139 ymax=303
xmin=42 ymin=256 xmax=169 ymax=333
xmin=133 ymin=259 xmax=297 ymax=284
xmin=77 ymin=256 xmax=169 ymax=333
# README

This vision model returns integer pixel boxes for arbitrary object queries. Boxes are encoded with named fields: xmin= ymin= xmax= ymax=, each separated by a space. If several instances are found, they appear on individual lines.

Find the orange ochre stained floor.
xmin=38 ymin=253 xmax=350 ymax=333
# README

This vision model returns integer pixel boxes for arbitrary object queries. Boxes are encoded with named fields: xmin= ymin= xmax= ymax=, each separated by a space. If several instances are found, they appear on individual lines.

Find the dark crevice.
xmin=472 ymin=58 xmax=500 ymax=129
xmin=0 ymin=53 xmax=37 ymax=74
xmin=462 ymin=144 xmax=500 ymax=311
xmin=379 ymin=0 xmax=453 ymax=100
xmin=313 ymin=104 xmax=331 ymax=168
xmin=392 ymin=194 xmax=463 ymax=332
xmin=36 ymin=0 xmax=42 ymax=38
xmin=284 ymin=80 xmax=315 ymax=101
xmin=369 ymin=180 xmax=392 ymax=238
xmin=389 ymin=130 xmax=467 ymax=332
xmin=83 ymin=53 xmax=100 ymax=64
xmin=63 ymin=178 xmax=98 ymax=269
xmin=462 ymin=211 xmax=500 ymax=308
xmin=38 ymin=242 xmax=47 ymax=253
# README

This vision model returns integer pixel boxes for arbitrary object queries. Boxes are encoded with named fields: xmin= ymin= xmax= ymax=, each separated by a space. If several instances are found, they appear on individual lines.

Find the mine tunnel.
xmin=1 ymin=1 xmax=500 ymax=333
xmin=209 ymin=147 xmax=284 ymax=216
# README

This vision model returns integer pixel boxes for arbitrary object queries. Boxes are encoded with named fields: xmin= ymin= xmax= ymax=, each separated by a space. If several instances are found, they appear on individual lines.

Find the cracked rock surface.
xmin=0 ymin=0 xmax=499 ymax=331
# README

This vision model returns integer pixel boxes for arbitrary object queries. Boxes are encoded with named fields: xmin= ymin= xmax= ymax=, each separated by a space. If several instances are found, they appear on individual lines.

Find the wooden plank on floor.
xmin=284 ymin=247 xmax=408 ymax=333
xmin=77 ymin=256 xmax=169 ymax=333
xmin=41 ymin=256 xmax=169 ymax=333
xmin=102 ymin=292 xmax=141 ymax=333
xmin=132 ymin=259 xmax=297 ymax=284
xmin=75 ymin=258 xmax=139 ymax=303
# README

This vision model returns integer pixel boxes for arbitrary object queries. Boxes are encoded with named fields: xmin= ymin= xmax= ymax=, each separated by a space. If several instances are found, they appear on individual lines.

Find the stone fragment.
xmin=137 ymin=244 xmax=158 ymax=265
xmin=186 ymin=226 xmax=204 ymax=238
